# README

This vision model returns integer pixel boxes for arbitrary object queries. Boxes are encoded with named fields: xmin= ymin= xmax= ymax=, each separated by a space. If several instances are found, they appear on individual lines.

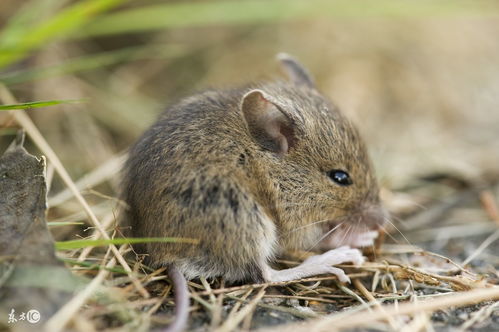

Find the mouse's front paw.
xmin=323 ymin=266 xmax=351 ymax=283
xmin=303 ymin=246 xmax=364 ymax=282
xmin=267 ymin=247 xmax=365 ymax=283
xmin=305 ymin=246 xmax=365 ymax=267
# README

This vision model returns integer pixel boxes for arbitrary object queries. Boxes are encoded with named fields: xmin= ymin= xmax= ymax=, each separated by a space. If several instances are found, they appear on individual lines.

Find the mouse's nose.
xmin=361 ymin=204 xmax=388 ymax=230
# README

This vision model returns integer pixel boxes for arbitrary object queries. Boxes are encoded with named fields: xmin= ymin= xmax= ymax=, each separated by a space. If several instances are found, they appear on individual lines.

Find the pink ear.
xmin=241 ymin=89 xmax=296 ymax=155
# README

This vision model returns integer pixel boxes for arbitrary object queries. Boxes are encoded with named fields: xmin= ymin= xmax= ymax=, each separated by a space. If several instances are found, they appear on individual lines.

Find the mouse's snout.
xmin=359 ymin=203 xmax=388 ymax=230
xmin=320 ymin=204 xmax=388 ymax=249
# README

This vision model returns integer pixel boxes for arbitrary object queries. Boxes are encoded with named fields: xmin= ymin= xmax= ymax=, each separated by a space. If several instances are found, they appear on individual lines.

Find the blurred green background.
xmin=1 ymin=0 xmax=499 ymax=207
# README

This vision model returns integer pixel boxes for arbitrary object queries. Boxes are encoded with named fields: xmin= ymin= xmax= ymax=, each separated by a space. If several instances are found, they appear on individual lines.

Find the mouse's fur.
xmin=122 ymin=56 xmax=385 ymax=285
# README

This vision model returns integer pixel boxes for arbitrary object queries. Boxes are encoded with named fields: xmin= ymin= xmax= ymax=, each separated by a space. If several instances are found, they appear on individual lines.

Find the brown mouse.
xmin=121 ymin=54 xmax=386 ymax=331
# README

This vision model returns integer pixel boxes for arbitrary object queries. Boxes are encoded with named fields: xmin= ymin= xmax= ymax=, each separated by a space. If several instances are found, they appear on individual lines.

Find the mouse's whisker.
xmin=383 ymin=217 xmax=412 ymax=245
xmin=347 ymin=218 xmax=361 ymax=244
xmin=355 ymin=217 xmax=361 ymax=230
xmin=378 ymin=223 xmax=401 ymax=244
xmin=337 ymin=224 xmax=352 ymax=247
xmin=388 ymin=214 xmax=405 ymax=224
xmin=305 ymin=221 xmax=345 ymax=251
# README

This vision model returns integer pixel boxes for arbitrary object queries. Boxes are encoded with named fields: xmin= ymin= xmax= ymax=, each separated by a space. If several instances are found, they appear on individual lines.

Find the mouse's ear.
xmin=241 ymin=89 xmax=297 ymax=155
xmin=277 ymin=53 xmax=315 ymax=89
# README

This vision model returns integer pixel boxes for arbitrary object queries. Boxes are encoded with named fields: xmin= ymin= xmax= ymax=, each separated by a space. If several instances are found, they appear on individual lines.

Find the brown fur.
xmin=121 ymin=58 xmax=384 ymax=283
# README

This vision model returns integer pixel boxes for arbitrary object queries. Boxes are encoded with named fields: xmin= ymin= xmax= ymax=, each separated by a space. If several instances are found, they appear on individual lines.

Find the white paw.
xmin=323 ymin=266 xmax=351 ymax=283
xmin=301 ymin=247 xmax=365 ymax=283
xmin=305 ymin=246 xmax=365 ymax=266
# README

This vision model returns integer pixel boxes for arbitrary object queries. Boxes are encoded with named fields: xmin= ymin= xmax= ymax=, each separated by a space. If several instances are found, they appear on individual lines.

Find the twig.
xmin=77 ymin=212 xmax=117 ymax=261
xmin=335 ymin=281 xmax=370 ymax=309
xmin=262 ymin=294 xmax=341 ymax=304
xmin=211 ymin=280 xmax=225 ymax=329
xmin=371 ymin=270 xmax=381 ymax=292
xmin=353 ymin=279 xmax=398 ymax=329
xmin=387 ymin=272 xmax=399 ymax=310
xmin=48 ymin=154 xmax=126 ymax=207
xmin=376 ymin=260 xmax=488 ymax=291
xmin=416 ymin=250 xmax=467 ymax=273
xmin=200 ymin=276 xmax=217 ymax=304
xmin=190 ymin=292 xmax=213 ymax=311
xmin=215 ymin=287 xmax=266 ymax=332
xmin=146 ymin=284 xmax=173 ymax=315
xmin=227 ymin=289 xmax=253 ymax=320
xmin=192 ymin=273 xmax=369 ymax=296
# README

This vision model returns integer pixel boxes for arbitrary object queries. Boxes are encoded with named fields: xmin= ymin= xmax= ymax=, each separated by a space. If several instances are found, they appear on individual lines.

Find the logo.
xmin=26 ymin=310 xmax=40 ymax=323
xmin=7 ymin=308 xmax=41 ymax=324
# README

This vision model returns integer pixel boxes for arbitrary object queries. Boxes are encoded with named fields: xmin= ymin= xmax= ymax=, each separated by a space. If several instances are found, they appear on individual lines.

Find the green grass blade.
xmin=0 ymin=0 xmax=69 ymax=46
xmin=77 ymin=0 xmax=499 ymax=38
xmin=76 ymin=0 xmax=307 ymax=37
xmin=0 ymin=128 xmax=19 ymax=136
xmin=0 ymin=0 xmax=128 ymax=69
xmin=55 ymin=237 xmax=199 ymax=250
xmin=0 ymin=44 xmax=185 ymax=86
xmin=0 ymin=99 xmax=83 ymax=111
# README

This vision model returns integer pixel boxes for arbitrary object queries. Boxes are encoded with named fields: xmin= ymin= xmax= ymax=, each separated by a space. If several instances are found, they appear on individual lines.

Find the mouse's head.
xmin=241 ymin=54 xmax=386 ymax=250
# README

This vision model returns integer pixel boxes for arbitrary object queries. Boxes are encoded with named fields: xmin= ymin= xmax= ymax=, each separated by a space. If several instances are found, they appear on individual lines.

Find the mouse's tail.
xmin=164 ymin=265 xmax=189 ymax=332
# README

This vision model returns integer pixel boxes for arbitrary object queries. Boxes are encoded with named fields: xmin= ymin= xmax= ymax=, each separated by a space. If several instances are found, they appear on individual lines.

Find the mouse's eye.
xmin=327 ymin=170 xmax=353 ymax=186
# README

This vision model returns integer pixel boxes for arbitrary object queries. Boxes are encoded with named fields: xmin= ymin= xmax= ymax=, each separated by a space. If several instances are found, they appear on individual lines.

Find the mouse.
xmin=121 ymin=53 xmax=386 ymax=331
